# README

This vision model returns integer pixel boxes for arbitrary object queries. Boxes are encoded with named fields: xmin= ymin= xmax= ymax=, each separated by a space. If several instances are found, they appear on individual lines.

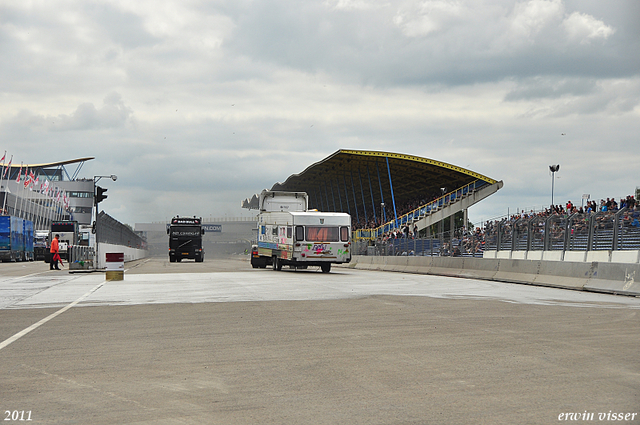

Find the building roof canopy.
xmin=269 ymin=150 xmax=497 ymax=215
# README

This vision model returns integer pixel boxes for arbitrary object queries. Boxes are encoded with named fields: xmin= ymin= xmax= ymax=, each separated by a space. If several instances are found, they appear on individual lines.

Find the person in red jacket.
xmin=50 ymin=234 xmax=61 ymax=270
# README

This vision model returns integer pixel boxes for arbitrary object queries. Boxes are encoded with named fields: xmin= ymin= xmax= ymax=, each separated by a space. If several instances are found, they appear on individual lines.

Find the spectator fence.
xmin=354 ymin=207 xmax=640 ymax=257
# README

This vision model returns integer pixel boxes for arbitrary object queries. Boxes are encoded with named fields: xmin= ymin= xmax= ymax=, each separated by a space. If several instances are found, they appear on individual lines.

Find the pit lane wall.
xmin=97 ymin=242 xmax=147 ymax=269
xmin=342 ymin=250 xmax=640 ymax=296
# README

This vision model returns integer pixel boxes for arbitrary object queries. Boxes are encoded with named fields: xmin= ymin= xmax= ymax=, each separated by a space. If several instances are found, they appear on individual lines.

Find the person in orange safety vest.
xmin=50 ymin=234 xmax=61 ymax=270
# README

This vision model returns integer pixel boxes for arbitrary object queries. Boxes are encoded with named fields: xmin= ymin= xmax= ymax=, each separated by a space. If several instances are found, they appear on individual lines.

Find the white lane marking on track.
xmin=0 ymin=279 xmax=107 ymax=352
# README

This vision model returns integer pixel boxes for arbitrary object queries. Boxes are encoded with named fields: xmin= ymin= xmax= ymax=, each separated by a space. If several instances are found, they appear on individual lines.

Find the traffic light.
xmin=95 ymin=186 xmax=108 ymax=204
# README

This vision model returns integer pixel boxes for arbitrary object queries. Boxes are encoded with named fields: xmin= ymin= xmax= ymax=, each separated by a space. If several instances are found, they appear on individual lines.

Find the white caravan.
xmin=252 ymin=190 xmax=351 ymax=273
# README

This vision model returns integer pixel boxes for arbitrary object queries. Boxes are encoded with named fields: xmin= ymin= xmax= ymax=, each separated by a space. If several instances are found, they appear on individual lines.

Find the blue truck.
xmin=0 ymin=215 xmax=34 ymax=262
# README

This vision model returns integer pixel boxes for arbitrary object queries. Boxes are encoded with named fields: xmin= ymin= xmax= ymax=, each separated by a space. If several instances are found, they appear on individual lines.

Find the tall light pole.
xmin=93 ymin=174 xmax=117 ymax=269
xmin=549 ymin=164 xmax=560 ymax=207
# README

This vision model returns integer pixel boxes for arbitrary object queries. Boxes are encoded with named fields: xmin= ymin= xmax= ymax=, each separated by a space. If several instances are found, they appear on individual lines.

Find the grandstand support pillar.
xmin=358 ymin=169 xmax=368 ymax=225
xmin=376 ymin=162 xmax=386 ymax=223
xmin=463 ymin=208 xmax=468 ymax=233
xmin=366 ymin=165 xmax=377 ymax=223
xmin=324 ymin=182 xmax=332 ymax=212
xmin=336 ymin=179 xmax=344 ymax=212
xmin=350 ymin=170 xmax=360 ymax=224
xmin=342 ymin=175 xmax=351 ymax=215
xmin=328 ymin=182 xmax=336 ymax=211
xmin=385 ymin=157 xmax=398 ymax=229
xmin=450 ymin=214 xmax=455 ymax=250
xmin=438 ymin=220 xmax=444 ymax=254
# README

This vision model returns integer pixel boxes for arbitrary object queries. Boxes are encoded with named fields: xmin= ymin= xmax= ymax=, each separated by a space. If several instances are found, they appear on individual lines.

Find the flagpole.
xmin=25 ymin=173 xmax=32 ymax=223
xmin=14 ymin=163 xmax=22 ymax=217
xmin=0 ymin=151 xmax=5 ymax=215
xmin=36 ymin=181 xmax=44 ymax=230
xmin=2 ymin=155 xmax=12 ymax=214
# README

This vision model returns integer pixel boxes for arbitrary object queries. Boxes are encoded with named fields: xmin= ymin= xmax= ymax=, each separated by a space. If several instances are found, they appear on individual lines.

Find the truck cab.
xmin=167 ymin=216 xmax=205 ymax=262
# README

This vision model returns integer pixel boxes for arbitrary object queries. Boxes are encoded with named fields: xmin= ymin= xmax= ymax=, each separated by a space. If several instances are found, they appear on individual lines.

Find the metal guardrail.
xmin=484 ymin=207 xmax=640 ymax=252
xmin=68 ymin=245 xmax=95 ymax=269
xmin=353 ymin=231 xmax=485 ymax=257
xmin=353 ymin=207 xmax=640 ymax=256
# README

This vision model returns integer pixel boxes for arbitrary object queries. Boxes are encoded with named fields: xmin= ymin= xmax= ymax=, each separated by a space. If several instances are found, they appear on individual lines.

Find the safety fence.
xmin=353 ymin=207 xmax=640 ymax=257
xmin=97 ymin=211 xmax=146 ymax=249
xmin=353 ymin=231 xmax=484 ymax=257
xmin=353 ymin=179 xmax=488 ymax=240
xmin=484 ymin=207 xmax=640 ymax=252
xmin=68 ymin=245 xmax=95 ymax=269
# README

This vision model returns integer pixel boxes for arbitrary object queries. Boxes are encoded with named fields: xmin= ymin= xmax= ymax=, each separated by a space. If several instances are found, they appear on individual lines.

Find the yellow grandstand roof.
xmin=270 ymin=149 xmax=498 ymax=215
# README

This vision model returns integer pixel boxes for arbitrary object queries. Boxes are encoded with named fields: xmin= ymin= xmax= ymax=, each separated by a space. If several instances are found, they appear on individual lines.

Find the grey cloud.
xmin=223 ymin=0 xmax=636 ymax=86
xmin=17 ymin=93 xmax=134 ymax=131
xmin=505 ymin=77 xmax=598 ymax=101
xmin=84 ymin=3 xmax=159 ymax=49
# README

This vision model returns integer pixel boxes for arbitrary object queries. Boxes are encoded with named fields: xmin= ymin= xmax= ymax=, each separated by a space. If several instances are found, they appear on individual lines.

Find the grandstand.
xmin=241 ymin=149 xmax=640 ymax=259
xmin=242 ymin=149 xmax=503 ymax=241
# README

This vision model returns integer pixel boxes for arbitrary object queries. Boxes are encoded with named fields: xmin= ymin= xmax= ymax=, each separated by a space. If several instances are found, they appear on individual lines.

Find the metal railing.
xmin=353 ymin=180 xmax=487 ymax=241
xmin=483 ymin=208 xmax=640 ymax=252
xmin=353 ymin=230 xmax=485 ymax=257
xmin=353 ymin=207 xmax=640 ymax=257
xmin=68 ymin=245 xmax=95 ymax=269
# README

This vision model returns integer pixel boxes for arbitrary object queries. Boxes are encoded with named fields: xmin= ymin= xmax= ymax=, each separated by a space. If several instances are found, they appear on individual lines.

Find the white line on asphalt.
xmin=0 ymin=279 xmax=107 ymax=352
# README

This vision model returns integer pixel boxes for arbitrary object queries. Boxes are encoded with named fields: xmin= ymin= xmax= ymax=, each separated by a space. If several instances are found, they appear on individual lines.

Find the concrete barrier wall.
xmin=346 ymin=254 xmax=640 ymax=297
xmin=483 ymin=250 xmax=640 ymax=265
xmin=97 ymin=243 xmax=148 ymax=269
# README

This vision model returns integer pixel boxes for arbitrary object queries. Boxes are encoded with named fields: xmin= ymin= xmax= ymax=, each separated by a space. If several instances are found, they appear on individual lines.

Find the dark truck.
xmin=167 ymin=216 xmax=205 ymax=262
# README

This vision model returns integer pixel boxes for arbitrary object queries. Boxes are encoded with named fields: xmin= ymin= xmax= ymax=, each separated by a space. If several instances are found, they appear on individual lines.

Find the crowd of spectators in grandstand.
xmin=351 ymin=191 xmax=443 ymax=230
xmin=360 ymin=193 xmax=640 ymax=256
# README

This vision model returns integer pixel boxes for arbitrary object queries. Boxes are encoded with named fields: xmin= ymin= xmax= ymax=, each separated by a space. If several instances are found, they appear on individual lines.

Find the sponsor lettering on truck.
xmin=167 ymin=216 xmax=205 ymax=262
xmin=252 ymin=190 xmax=351 ymax=273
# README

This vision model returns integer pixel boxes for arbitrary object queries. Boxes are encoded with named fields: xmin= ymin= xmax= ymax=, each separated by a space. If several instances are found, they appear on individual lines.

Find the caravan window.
xmin=295 ymin=226 xmax=304 ymax=241
xmin=306 ymin=226 xmax=339 ymax=242
xmin=340 ymin=226 xmax=349 ymax=242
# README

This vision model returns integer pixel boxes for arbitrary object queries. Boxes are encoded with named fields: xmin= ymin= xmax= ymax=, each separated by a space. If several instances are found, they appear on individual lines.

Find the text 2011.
xmin=4 ymin=411 xmax=32 ymax=421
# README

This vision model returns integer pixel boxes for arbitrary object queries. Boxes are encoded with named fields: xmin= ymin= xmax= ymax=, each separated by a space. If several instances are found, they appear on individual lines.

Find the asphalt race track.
xmin=1 ymin=257 xmax=639 ymax=424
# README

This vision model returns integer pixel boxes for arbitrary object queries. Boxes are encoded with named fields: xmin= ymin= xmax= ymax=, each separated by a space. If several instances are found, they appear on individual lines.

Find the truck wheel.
xmin=321 ymin=263 xmax=331 ymax=273
xmin=169 ymin=257 xmax=176 ymax=263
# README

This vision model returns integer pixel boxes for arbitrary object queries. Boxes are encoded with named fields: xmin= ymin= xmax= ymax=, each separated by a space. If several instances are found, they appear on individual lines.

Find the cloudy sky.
xmin=1 ymin=0 xmax=638 ymax=226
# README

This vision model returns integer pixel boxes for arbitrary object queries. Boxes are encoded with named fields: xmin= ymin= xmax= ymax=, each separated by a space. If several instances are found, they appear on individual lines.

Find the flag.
xmin=24 ymin=168 xmax=31 ymax=188
xmin=15 ymin=164 xmax=22 ymax=183
xmin=2 ymin=156 xmax=12 ymax=179
xmin=27 ymin=170 xmax=36 ymax=189
xmin=0 ymin=151 xmax=5 ymax=181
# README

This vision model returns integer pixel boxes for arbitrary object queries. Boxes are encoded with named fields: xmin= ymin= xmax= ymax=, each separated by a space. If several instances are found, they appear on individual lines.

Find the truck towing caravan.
xmin=252 ymin=190 xmax=351 ymax=273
